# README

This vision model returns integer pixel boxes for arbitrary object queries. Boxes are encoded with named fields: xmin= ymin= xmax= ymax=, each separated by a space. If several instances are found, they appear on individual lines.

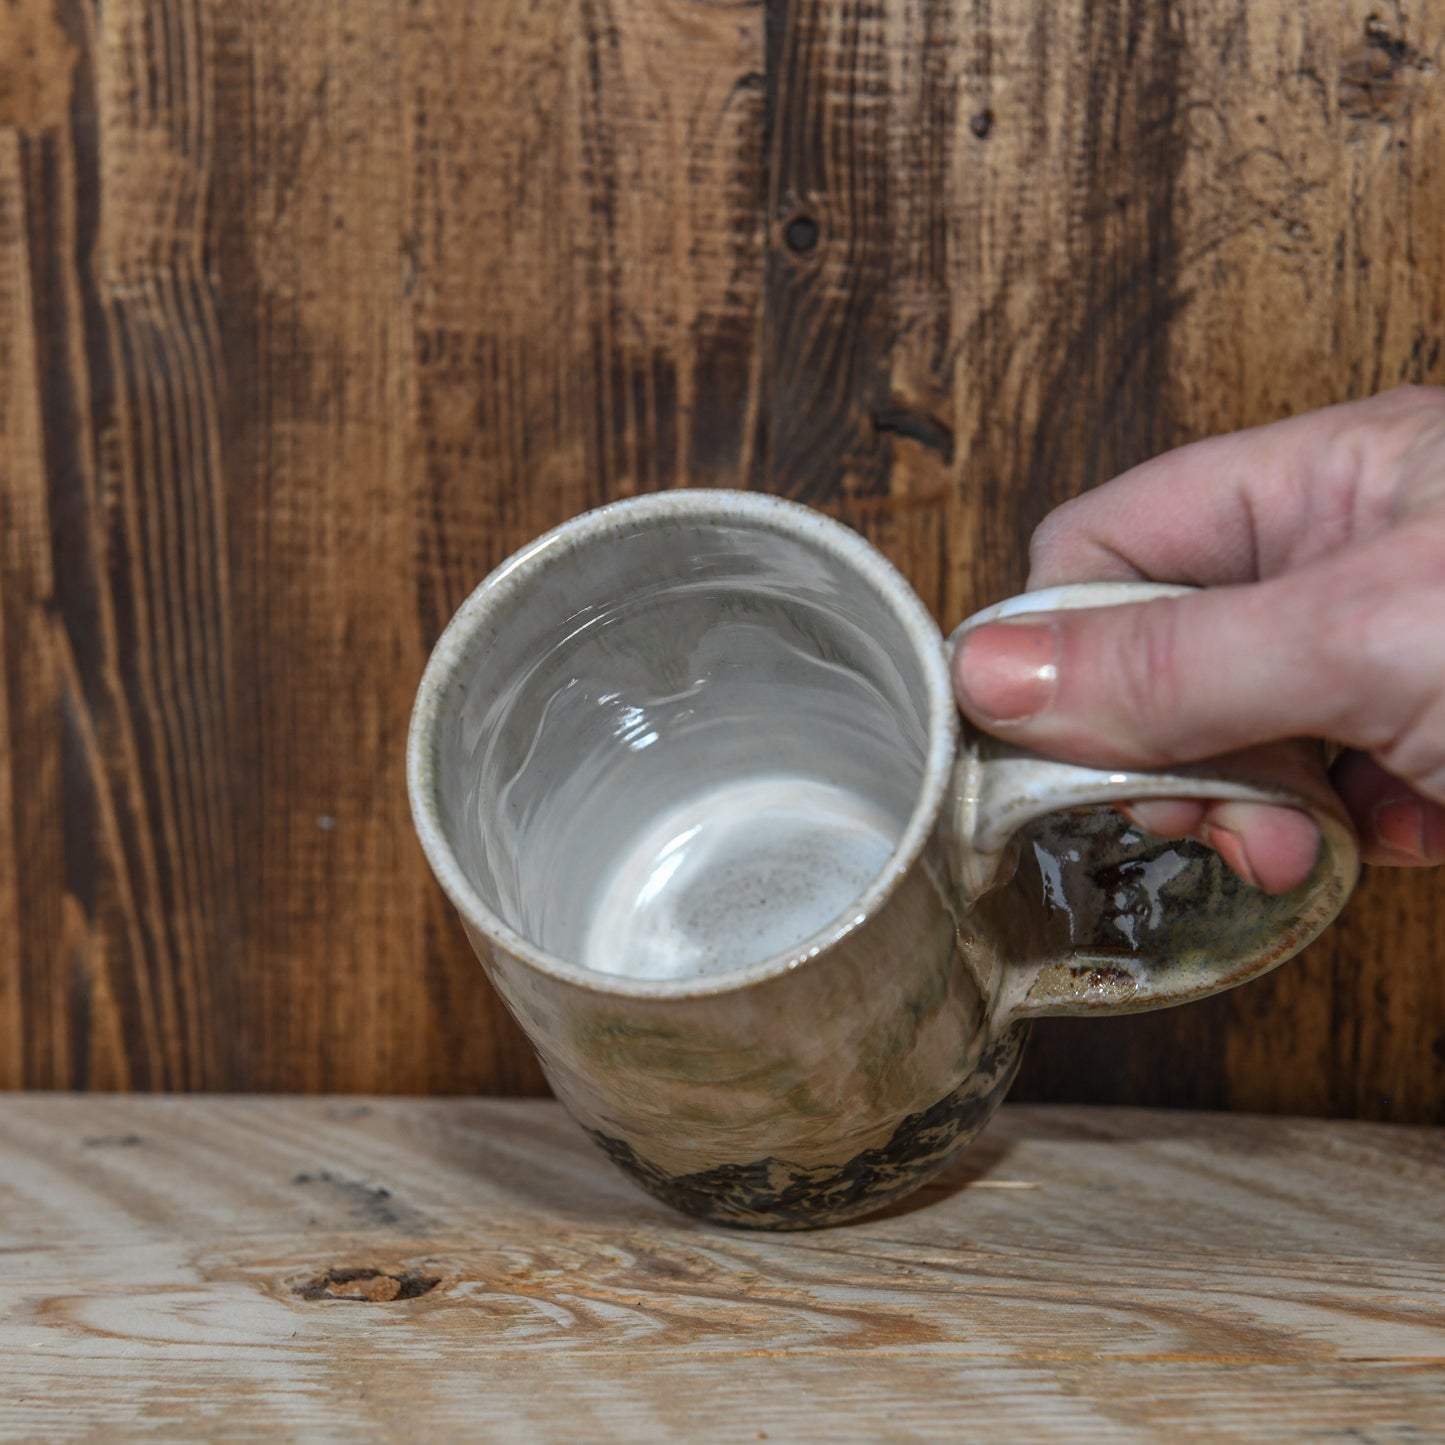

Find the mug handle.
xmin=948 ymin=583 xmax=1361 ymax=1020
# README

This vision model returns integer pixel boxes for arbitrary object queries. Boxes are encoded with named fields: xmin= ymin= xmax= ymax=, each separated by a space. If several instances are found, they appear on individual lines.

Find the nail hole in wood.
xmin=872 ymin=407 xmax=955 ymax=463
xmin=297 ymin=1267 xmax=441 ymax=1303
xmin=783 ymin=214 xmax=820 ymax=254
xmin=969 ymin=109 xmax=995 ymax=140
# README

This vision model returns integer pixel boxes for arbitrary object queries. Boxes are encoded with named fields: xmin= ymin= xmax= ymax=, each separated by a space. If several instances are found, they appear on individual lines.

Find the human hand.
xmin=952 ymin=386 xmax=1445 ymax=894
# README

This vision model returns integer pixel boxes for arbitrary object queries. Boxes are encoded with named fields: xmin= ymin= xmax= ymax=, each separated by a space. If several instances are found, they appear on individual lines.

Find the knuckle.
xmin=1373 ymin=682 xmax=1445 ymax=807
xmin=1304 ymin=545 xmax=1445 ymax=751
xmin=1299 ymin=592 xmax=1388 ymax=741
xmin=1362 ymin=386 xmax=1445 ymax=486
xmin=1396 ymin=381 xmax=1445 ymax=410
xmin=1365 ymin=383 xmax=1445 ymax=423
xmin=1417 ymin=758 xmax=1445 ymax=806
xmin=1027 ymin=508 xmax=1071 ymax=579
xmin=1101 ymin=600 xmax=1188 ymax=759
xmin=1376 ymin=732 xmax=1445 ymax=807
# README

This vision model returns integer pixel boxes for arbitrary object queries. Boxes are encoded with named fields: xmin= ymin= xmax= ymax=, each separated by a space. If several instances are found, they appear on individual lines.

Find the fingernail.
xmin=955 ymin=621 xmax=1059 ymax=723
xmin=1203 ymin=824 xmax=1260 ymax=889
xmin=1372 ymin=797 xmax=1428 ymax=860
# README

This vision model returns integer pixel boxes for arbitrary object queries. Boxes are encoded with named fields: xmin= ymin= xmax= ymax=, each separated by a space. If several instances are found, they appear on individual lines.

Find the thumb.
xmin=952 ymin=579 xmax=1362 ymax=769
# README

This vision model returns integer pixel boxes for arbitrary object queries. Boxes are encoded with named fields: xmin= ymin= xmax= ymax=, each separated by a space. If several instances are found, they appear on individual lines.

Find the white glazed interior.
xmin=407 ymin=491 xmax=957 ymax=998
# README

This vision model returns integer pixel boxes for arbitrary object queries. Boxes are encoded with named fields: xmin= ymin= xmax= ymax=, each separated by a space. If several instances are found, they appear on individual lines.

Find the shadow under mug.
xmin=408 ymin=491 xmax=1359 ymax=1229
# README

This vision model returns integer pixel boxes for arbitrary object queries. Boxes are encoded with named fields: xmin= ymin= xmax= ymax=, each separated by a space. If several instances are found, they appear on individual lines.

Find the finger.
xmin=1118 ymin=799 xmax=1321 ymax=894
xmin=1026 ymin=387 xmax=1445 ymax=588
xmin=1331 ymin=751 xmax=1445 ymax=866
xmin=1195 ymin=800 xmax=1321 ymax=895
xmin=953 ymin=526 xmax=1442 ymax=772
xmin=1118 ymin=799 xmax=1206 ymax=838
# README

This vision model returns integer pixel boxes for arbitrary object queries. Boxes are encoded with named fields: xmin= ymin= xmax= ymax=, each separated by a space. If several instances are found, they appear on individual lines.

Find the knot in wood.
xmin=297 ymin=1267 xmax=441 ymax=1303
xmin=783 ymin=214 xmax=821 ymax=255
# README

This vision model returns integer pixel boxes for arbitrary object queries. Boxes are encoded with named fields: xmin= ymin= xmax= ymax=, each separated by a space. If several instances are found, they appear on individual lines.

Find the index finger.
xmin=1026 ymin=387 xmax=1443 ymax=589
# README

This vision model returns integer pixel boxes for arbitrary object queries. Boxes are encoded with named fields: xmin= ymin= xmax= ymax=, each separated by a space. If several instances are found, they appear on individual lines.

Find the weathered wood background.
xmin=0 ymin=0 xmax=1441 ymax=1112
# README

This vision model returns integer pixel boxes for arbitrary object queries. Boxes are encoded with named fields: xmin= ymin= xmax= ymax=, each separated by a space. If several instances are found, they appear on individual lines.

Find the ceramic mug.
xmin=408 ymin=491 xmax=1358 ymax=1229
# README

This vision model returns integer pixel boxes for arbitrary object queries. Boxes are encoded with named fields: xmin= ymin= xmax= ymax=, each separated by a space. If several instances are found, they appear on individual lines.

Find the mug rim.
xmin=406 ymin=489 xmax=958 ymax=999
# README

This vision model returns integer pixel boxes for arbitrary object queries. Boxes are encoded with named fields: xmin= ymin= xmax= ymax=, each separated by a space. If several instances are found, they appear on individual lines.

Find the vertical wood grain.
xmin=758 ymin=0 xmax=897 ymax=505
xmin=0 ymin=130 xmax=51 ymax=1088
xmin=0 ymin=0 xmax=1440 ymax=1114
xmin=1008 ymin=1 xmax=1445 ymax=1121
xmin=940 ymin=0 xmax=1194 ymax=620
xmin=4 ymin=0 xmax=220 ymax=1089
xmin=399 ymin=0 xmax=767 ymax=1089
xmin=208 ymin=0 xmax=435 ymax=1090
xmin=94 ymin=0 xmax=242 ymax=1089
xmin=756 ymin=0 xmax=958 ymax=612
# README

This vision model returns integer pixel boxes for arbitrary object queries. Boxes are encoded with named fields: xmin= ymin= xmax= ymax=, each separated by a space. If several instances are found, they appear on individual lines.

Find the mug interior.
xmin=411 ymin=493 xmax=954 ymax=987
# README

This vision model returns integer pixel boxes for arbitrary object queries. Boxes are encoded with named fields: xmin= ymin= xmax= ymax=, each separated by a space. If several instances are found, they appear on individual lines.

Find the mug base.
xmin=582 ymin=1026 xmax=1029 ymax=1230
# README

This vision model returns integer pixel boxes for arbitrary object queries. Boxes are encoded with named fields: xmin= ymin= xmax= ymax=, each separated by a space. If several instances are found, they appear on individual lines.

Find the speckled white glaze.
xmin=408 ymin=492 xmax=1360 ymax=1228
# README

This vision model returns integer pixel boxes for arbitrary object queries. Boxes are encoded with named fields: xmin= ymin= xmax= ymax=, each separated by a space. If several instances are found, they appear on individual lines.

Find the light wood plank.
xmin=0 ymin=1099 xmax=1440 ymax=1440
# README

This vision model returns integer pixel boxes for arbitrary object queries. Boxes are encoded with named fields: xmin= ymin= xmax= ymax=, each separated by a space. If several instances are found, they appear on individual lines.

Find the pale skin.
xmin=952 ymin=385 xmax=1445 ymax=894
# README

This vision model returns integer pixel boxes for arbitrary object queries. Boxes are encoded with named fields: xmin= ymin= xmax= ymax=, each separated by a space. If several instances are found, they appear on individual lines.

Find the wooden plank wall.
xmin=0 ymin=0 xmax=1440 ymax=1116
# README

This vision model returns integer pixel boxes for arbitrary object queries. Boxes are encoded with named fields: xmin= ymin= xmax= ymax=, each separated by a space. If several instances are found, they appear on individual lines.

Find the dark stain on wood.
xmin=1339 ymin=15 xmax=1433 ymax=122
xmin=292 ymin=1171 xmax=435 ymax=1233
xmin=1010 ymin=0 xmax=1189 ymax=558
xmin=755 ymin=0 xmax=897 ymax=504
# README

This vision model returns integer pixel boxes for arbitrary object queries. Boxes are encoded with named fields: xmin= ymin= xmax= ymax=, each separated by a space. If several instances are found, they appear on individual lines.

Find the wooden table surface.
xmin=1 ymin=1099 xmax=1441 ymax=1441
